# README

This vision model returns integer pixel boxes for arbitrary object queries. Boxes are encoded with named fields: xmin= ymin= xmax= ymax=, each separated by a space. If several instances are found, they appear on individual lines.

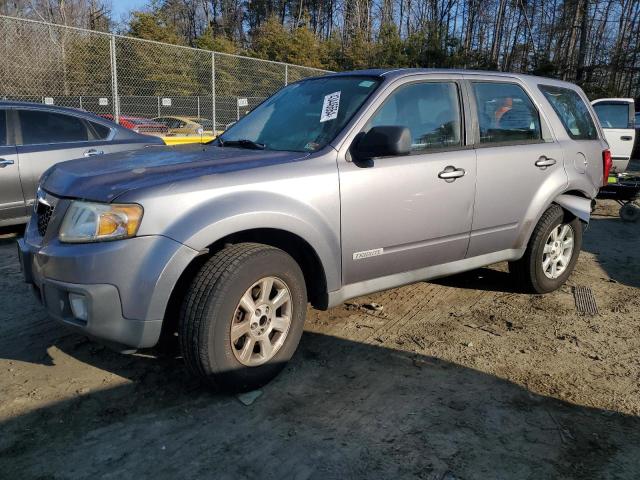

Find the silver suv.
xmin=18 ymin=69 xmax=610 ymax=390
xmin=0 ymin=102 xmax=164 ymax=227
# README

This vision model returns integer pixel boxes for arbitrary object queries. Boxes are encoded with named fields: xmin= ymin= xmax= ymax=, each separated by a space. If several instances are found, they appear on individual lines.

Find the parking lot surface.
xmin=1 ymin=199 xmax=639 ymax=479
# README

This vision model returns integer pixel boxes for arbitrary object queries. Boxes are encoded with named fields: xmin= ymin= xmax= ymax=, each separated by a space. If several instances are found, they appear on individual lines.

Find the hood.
xmin=42 ymin=144 xmax=310 ymax=202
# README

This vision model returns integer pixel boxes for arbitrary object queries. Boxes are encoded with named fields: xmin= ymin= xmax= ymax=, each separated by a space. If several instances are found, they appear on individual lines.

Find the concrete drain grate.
xmin=572 ymin=286 xmax=599 ymax=316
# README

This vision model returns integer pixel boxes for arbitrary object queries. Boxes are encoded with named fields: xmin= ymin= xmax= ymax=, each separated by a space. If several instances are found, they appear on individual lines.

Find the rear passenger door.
xmin=15 ymin=108 xmax=104 ymax=206
xmin=0 ymin=109 xmax=26 ymax=224
xmin=466 ymin=78 xmax=565 ymax=258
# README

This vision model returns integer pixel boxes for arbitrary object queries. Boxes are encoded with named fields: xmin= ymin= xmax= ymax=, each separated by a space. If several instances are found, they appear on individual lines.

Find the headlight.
xmin=59 ymin=201 xmax=143 ymax=243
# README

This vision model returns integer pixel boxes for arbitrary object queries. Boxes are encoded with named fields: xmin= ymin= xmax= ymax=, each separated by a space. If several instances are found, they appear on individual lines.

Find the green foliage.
xmin=128 ymin=11 xmax=183 ymax=45
xmin=250 ymin=16 xmax=327 ymax=69
xmin=113 ymin=0 xmax=640 ymax=97
xmin=374 ymin=23 xmax=407 ymax=68
xmin=251 ymin=17 xmax=291 ymax=62
xmin=195 ymin=27 xmax=239 ymax=54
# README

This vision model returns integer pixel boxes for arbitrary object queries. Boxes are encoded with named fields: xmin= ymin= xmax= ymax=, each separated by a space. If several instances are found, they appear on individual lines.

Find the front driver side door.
xmin=339 ymin=77 xmax=477 ymax=285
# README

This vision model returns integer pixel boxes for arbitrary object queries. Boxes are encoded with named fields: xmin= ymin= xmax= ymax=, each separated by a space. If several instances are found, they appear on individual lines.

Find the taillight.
xmin=602 ymin=149 xmax=612 ymax=185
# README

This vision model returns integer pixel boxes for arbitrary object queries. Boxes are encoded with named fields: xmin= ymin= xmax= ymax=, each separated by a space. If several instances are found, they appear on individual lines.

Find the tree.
xmin=128 ymin=11 xmax=184 ymax=44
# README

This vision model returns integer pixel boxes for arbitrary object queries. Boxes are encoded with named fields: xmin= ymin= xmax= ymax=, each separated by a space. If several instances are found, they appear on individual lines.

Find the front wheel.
xmin=509 ymin=204 xmax=583 ymax=293
xmin=179 ymin=243 xmax=307 ymax=391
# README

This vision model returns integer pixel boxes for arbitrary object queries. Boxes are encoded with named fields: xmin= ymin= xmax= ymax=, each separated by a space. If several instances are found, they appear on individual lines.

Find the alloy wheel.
xmin=541 ymin=224 xmax=575 ymax=279
xmin=230 ymin=276 xmax=292 ymax=366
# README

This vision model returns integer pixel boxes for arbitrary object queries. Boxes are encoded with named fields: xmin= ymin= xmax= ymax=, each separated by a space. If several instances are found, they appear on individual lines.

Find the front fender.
xmin=161 ymin=191 xmax=342 ymax=292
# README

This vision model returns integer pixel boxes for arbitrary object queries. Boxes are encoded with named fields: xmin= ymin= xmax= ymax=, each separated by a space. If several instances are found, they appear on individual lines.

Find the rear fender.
xmin=515 ymin=192 xmax=591 ymax=254
xmin=554 ymin=194 xmax=591 ymax=224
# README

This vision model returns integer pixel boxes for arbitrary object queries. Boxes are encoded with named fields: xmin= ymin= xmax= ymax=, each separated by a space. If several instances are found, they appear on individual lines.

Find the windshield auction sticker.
xmin=320 ymin=91 xmax=341 ymax=122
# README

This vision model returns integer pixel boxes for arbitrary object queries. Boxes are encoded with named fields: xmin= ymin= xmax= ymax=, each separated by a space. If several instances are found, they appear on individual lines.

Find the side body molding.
xmin=554 ymin=194 xmax=592 ymax=223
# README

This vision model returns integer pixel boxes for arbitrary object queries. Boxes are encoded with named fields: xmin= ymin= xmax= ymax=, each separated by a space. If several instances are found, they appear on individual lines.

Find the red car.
xmin=99 ymin=114 xmax=168 ymax=135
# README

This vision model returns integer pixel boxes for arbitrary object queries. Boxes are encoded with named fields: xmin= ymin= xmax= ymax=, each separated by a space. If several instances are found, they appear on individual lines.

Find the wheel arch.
xmin=553 ymin=191 xmax=592 ymax=223
xmin=516 ymin=189 xmax=593 ymax=253
xmin=159 ymin=227 xmax=332 ymax=347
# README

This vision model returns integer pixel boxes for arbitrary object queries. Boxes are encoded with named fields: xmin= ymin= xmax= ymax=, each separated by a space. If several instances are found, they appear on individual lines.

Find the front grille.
xmin=36 ymin=201 xmax=54 ymax=236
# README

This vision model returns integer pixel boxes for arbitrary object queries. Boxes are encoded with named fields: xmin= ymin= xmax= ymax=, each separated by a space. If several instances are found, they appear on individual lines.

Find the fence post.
xmin=285 ymin=64 xmax=288 ymax=86
xmin=197 ymin=96 xmax=200 ymax=118
xmin=109 ymin=34 xmax=120 ymax=123
xmin=211 ymin=52 xmax=216 ymax=133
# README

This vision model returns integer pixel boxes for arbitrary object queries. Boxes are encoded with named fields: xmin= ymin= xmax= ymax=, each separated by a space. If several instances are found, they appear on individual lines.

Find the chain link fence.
xmin=0 ymin=15 xmax=330 ymax=135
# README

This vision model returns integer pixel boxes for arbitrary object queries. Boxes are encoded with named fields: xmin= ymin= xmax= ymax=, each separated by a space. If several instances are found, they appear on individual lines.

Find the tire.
xmin=179 ymin=243 xmax=307 ymax=391
xmin=509 ymin=204 xmax=582 ymax=294
xmin=619 ymin=203 xmax=640 ymax=222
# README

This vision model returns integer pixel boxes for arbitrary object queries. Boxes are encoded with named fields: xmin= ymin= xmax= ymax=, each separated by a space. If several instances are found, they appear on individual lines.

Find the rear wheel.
xmin=509 ymin=204 xmax=582 ymax=293
xmin=179 ymin=243 xmax=307 ymax=391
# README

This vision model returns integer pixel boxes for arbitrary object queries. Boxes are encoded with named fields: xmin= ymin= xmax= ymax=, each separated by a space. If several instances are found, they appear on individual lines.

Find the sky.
xmin=110 ymin=0 xmax=148 ymax=22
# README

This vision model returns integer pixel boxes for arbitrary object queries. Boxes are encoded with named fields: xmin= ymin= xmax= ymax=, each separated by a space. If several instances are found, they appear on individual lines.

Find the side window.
xmin=539 ymin=85 xmax=597 ymax=140
xmin=0 ymin=110 xmax=6 ymax=146
xmin=366 ymin=82 xmax=462 ymax=152
xmin=472 ymin=82 xmax=542 ymax=144
xmin=89 ymin=121 xmax=111 ymax=140
xmin=19 ymin=110 xmax=89 ymax=145
xmin=593 ymin=102 xmax=632 ymax=129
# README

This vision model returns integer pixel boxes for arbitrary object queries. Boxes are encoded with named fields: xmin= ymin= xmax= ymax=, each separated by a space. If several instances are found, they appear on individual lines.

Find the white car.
xmin=592 ymin=98 xmax=636 ymax=172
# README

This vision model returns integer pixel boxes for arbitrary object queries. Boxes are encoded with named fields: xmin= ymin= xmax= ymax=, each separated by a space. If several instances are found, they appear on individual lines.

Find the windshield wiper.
xmin=218 ymin=138 xmax=266 ymax=150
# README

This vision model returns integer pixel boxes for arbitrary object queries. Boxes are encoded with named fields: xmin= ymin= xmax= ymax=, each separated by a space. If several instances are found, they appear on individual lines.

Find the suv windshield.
xmin=217 ymin=76 xmax=380 ymax=152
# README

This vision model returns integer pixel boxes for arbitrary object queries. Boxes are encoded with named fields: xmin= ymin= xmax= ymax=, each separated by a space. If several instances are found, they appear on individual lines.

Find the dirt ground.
xmin=1 ymin=198 xmax=639 ymax=480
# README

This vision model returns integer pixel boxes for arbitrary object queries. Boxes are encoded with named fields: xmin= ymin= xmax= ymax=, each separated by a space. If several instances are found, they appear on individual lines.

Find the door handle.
xmin=535 ymin=156 xmax=556 ymax=169
xmin=620 ymin=136 xmax=632 ymax=141
xmin=0 ymin=158 xmax=14 ymax=168
xmin=84 ymin=149 xmax=104 ymax=157
xmin=438 ymin=166 xmax=466 ymax=182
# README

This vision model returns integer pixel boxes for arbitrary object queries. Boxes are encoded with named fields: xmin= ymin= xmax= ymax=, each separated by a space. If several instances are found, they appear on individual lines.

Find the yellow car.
xmin=153 ymin=116 xmax=214 ymax=135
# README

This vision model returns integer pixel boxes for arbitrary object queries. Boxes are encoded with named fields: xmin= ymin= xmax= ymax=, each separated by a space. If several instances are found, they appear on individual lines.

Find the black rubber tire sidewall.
xmin=530 ymin=208 xmax=582 ymax=293
xmin=182 ymin=245 xmax=307 ymax=391
xmin=620 ymin=203 xmax=640 ymax=222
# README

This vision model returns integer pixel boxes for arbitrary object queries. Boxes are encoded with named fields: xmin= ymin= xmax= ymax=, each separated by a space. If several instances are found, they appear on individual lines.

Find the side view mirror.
xmin=352 ymin=126 xmax=412 ymax=161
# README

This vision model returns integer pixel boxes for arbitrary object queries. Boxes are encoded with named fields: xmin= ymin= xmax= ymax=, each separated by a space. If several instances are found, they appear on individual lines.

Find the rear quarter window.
xmin=90 ymin=121 xmax=111 ymax=140
xmin=539 ymin=85 xmax=598 ymax=140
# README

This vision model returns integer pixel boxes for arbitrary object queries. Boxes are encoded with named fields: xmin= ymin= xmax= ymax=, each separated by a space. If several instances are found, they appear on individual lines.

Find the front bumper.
xmin=18 ymin=234 xmax=199 ymax=349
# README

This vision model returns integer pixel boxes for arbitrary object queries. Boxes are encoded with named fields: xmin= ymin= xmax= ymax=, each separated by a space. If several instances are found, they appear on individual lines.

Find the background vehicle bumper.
xmin=17 ymin=235 xmax=199 ymax=348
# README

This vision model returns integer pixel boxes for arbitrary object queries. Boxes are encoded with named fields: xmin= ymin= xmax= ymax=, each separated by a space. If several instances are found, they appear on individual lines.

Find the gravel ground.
xmin=0 ymin=199 xmax=639 ymax=480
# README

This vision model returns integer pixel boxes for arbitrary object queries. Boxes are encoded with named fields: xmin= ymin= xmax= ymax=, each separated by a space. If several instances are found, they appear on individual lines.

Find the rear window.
xmin=593 ymin=102 xmax=631 ymax=129
xmin=19 ymin=110 xmax=89 ymax=145
xmin=539 ymin=85 xmax=598 ymax=140
xmin=0 ymin=110 xmax=6 ymax=146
